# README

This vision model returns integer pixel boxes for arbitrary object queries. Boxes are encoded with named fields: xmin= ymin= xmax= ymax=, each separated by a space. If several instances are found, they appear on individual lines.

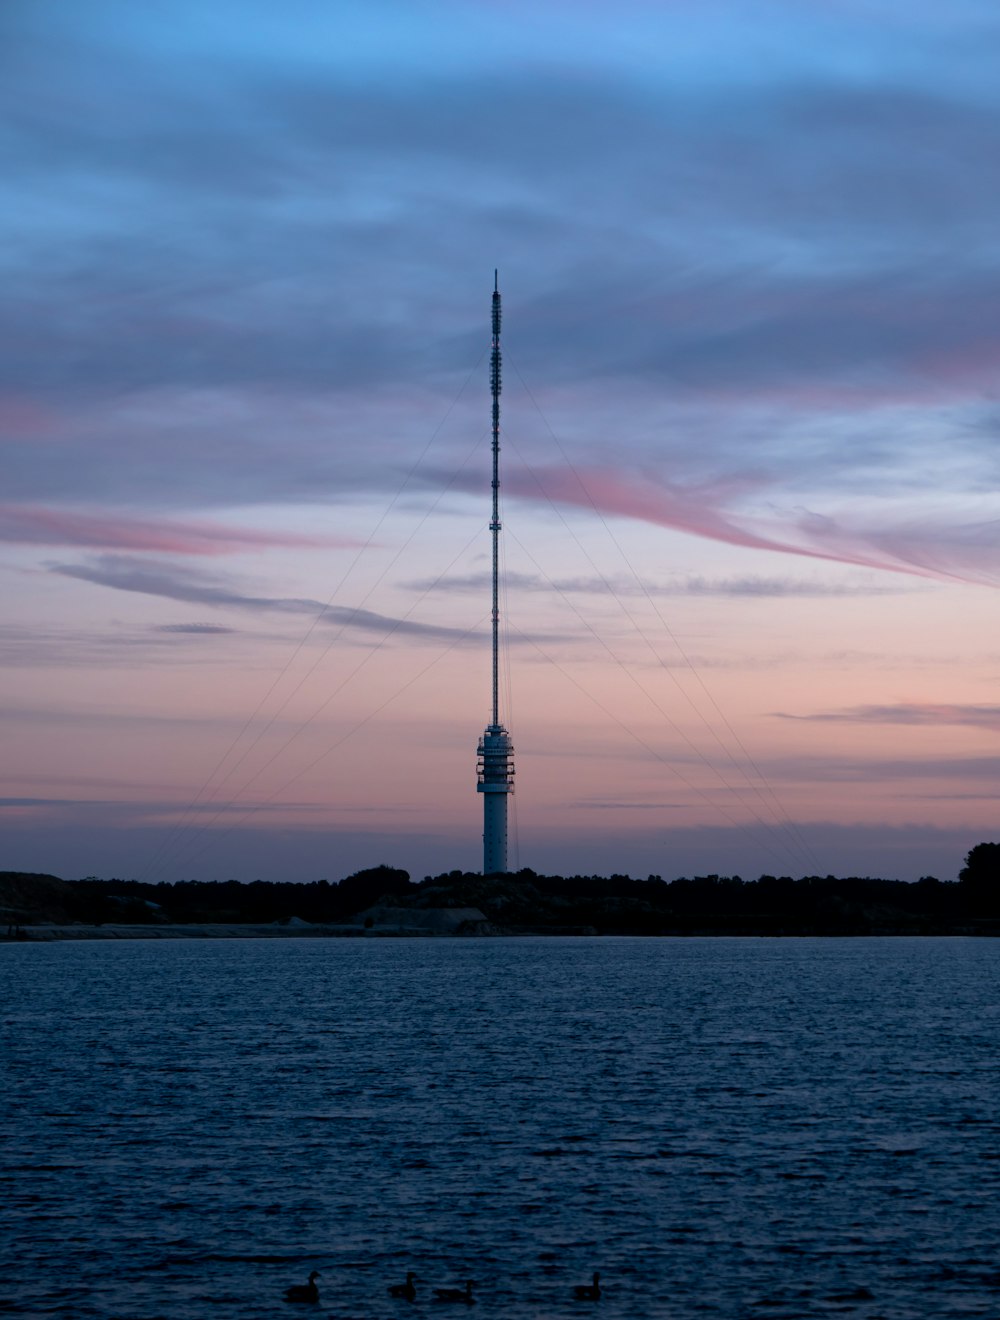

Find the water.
xmin=2 ymin=936 xmax=999 ymax=1318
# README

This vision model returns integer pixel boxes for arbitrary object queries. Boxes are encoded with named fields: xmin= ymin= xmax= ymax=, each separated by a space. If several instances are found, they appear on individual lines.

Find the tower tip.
xmin=494 ymin=268 xmax=498 ymax=292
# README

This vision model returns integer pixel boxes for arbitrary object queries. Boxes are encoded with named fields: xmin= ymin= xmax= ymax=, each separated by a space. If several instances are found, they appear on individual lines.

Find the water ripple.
xmin=2 ymin=936 xmax=999 ymax=1318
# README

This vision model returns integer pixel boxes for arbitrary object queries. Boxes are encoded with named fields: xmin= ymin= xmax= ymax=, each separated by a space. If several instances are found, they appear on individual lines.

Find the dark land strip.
xmin=4 ymin=855 xmax=1000 ymax=938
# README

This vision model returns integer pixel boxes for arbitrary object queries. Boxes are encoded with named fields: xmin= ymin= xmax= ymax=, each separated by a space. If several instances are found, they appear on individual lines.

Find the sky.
xmin=3 ymin=0 xmax=1000 ymax=885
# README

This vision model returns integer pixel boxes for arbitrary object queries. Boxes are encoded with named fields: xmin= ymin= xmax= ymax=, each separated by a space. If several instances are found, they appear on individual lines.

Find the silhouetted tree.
xmin=336 ymin=864 xmax=412 ymax=914
xmin=959 ymin=843 xmax=1000 ymax=917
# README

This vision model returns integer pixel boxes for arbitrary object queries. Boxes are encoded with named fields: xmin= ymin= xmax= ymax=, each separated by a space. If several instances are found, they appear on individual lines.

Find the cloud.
xmin=491 ymin=463 xmax=1000 ymax=586
xmin=0 ymin=505 xmax=359 ymax=554
xmin=0 ymin=700 xmax=241 ymax=732
xmin=4 ymin=2 xmax=1000 ymax=891
xmin=49 ymin=555 xmax=479 ymax=643
xmin=776 ymin=703 xmax=1000 ymax=731
xmin=0 ymin=797 xmax=95 ymax=809
xmin=906 ymin=792 xmax=1000 ymax=802
xmin=678 ymin=575 xmax=901 ymax=598
xmin=0 ymin=621 xmax=250 ymax=669
xmin=4 ymin=17 xmax=1000 ymax=551
xmin=5 ymin=27 xmax=1000 ymax=412
xmin=765 ymin=752 xmax=1000 ymax=782
xmin=407 ymin=568 xmax=901 ymax=598
xmin=0 ymin=796 xmax=326 ymax=816
xmin=569 ymin=799 xmax=686 ymax=810
xmin=153 ymin=622 xmax=237 ymax=634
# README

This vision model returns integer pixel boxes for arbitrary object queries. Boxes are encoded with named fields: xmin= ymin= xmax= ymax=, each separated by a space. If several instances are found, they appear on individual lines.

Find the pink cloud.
xmin=0 ymin=506 xmax=360 ymax=555
xmin=780 ymin=703 xmax=1000 ymax=730
xmin=506 ymin=464 xmax=1000 ymax=585
xmin=800 ymin=510 xmax=1000 ymax=585
xmin=506 ymin=463 xmax=887 ymax=566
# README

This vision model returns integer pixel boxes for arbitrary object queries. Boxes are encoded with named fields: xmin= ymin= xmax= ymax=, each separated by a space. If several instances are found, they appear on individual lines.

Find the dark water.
xmin=2 ymin=937 xmax=999 ymax=1319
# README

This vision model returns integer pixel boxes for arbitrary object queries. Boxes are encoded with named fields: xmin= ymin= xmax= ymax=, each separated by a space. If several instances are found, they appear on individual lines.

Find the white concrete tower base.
xmin=482 ymin=791 xmax=508 ymax=875
xmin=478 ymin=723 xmax=514 ymax=874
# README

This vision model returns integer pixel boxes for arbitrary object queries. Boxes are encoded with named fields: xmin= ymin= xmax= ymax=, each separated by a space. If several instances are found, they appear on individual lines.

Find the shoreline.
xmin=2 ymin=922 xmax=392 ymax=941
xmin=3 ymin=921 xmax=996 ymax=942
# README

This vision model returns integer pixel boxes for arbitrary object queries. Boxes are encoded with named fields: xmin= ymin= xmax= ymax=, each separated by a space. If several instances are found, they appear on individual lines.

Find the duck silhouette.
xmin=573 ymin=1271 xmax=601 ymax=1301
xmin=284 ymin=1270 xmax=321 ymax=1303
xmin=389 ymin=1271 xmax=418 ymax=1301
xmin=433 ymin=1279 xmax=476 ymax=1304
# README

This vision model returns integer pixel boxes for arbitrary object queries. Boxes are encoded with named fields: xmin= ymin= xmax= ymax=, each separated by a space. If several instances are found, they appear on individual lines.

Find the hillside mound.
xmin=0 ymin=872 xmax=74 ymax=924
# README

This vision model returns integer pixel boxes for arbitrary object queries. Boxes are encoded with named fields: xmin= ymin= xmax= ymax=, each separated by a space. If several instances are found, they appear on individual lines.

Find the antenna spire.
xmin=476 ymin=273 xmax=514 ymax=873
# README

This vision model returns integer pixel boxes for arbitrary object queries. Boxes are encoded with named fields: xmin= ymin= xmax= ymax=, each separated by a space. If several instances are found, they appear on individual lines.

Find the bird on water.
xmin=283 ymin=1270 xmax=321 ymax=1303
xmin=573 ymin=1271 xmax=601 ymax=1301
xmin=389 ymin=1271 xmax=418 ymax=1301
xmin=433 ymin=1279 xmax=476 ymax=1304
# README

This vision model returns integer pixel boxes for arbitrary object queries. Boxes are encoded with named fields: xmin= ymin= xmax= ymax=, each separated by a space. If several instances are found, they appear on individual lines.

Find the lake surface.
xmin=2 ymin=936 xmax=999 ymax=1318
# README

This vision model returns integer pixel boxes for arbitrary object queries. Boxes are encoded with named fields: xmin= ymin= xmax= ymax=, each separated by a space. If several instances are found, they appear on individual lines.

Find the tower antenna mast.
xmin=476 ymin=271 xmax=514 ymax=873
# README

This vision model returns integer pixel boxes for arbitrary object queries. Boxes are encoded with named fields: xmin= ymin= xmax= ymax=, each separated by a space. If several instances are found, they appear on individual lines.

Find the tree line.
xmin=29 ymin=842 xmax=998 ymax=933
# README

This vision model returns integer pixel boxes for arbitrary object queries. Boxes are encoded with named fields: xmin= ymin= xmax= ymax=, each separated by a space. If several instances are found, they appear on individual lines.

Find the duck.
xmin=284 ymin=1270 xmax=321 ymax=1303
xmin=389 ymin=1271 xmax=418 ymax=1301
xmin=433 ymin=1279 xmax=476 ymax=1304
xmin=573 ymin=1271 xmax=601 ymax=1301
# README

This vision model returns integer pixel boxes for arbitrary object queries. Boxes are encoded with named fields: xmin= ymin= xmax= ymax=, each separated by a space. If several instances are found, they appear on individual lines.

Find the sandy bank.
xmin=3 ymin=920 xmax=472 ymax=942
xmin=0 ymin=904 xmax=498 ymax=942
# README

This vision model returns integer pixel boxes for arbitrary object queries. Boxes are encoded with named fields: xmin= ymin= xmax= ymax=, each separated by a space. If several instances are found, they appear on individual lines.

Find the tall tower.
xmin=476 ymin=272 xmax=515 ymax=873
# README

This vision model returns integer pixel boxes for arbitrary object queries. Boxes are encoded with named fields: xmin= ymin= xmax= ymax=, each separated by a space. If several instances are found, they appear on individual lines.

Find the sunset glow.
xmin=3 ymin=0 xmax=1000 ymax=883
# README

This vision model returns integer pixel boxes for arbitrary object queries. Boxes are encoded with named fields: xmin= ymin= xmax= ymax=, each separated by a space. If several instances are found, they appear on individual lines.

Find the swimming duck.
xmin=389 ymin=1271 xmax=418 ymax=1301
xmin=284 ymin=1270 xmax=321 ymax=1303
xmin=573 ymin=1271 xmax=601 ymax=1301
xmin=433 ymin=1279 xmax=476 ymax=1304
